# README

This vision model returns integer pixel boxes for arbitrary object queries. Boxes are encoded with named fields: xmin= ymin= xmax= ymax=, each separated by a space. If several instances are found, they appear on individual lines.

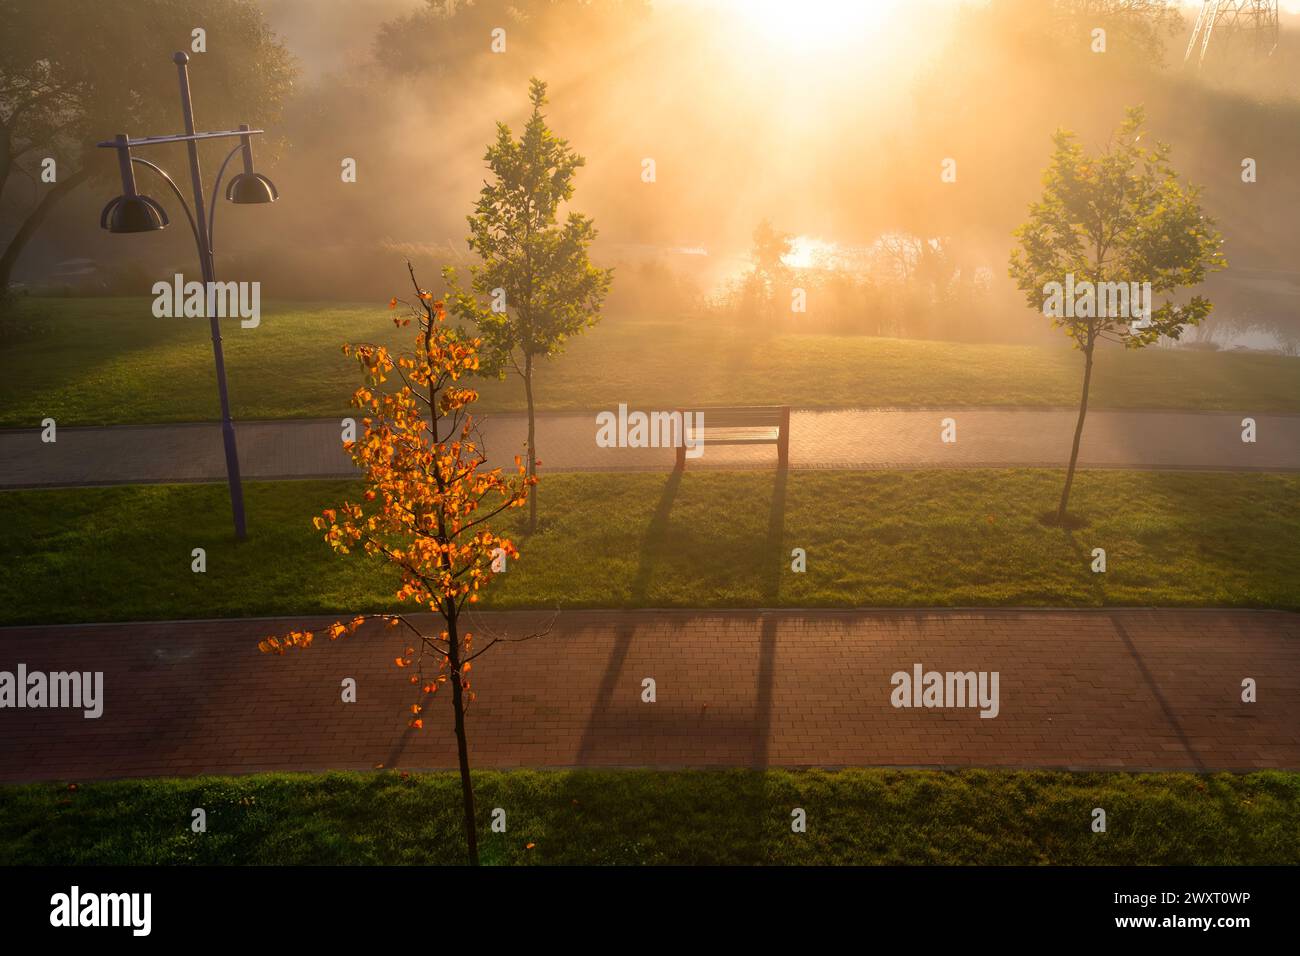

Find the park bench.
xmin=674 ymin=404 xmax=790 ymax=470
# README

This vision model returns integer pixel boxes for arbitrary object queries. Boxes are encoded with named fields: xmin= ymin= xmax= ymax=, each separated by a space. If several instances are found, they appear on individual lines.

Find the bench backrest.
xmin=680 ymin=405 xmax=788 ymax=430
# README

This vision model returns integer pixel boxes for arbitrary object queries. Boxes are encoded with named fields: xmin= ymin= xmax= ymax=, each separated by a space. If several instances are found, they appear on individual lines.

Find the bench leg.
xmin=778 ymin=408 xmax=790 ymax=467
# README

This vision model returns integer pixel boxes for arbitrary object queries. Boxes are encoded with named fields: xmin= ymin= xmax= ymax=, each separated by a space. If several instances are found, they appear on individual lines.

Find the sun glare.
xmin=782 ymin=236 xmax=839 ymax=270
xmin=722 ymin=0 xmax=903 ymax=54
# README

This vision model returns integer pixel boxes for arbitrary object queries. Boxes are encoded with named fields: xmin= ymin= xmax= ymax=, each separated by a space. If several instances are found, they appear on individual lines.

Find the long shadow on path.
xmin=574 ymin=468 xmax=683 ymax=765
xmin=563 ymin=465 xmax=788 ymax=862
xmin=1109 ymin=613 xmax=1205 ymax=772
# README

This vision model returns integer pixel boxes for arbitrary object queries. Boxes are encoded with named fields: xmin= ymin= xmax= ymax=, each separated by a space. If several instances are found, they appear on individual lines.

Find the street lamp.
xmin=97 ymin=51 xmax=279 ymax=540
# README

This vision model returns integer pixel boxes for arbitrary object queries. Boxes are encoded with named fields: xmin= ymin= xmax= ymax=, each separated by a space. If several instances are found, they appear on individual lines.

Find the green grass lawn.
xmin=1 ymin=470 xmax=1295 ymax=625
xmin=0 ymin=768 xmax=1295 ymax=865
xmin=2 ymin=297 xmax=1297 ymax=427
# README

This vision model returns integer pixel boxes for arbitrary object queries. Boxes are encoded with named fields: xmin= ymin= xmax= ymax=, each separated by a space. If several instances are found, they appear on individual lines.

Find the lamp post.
xmin=98 ymin=51 xmax=279 ymax=541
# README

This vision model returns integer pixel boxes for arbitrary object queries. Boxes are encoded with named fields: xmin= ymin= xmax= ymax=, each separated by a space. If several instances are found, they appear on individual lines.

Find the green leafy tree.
xmin=446 ymin=77 xmax=612 ymax=531
xmin=1009 ymin=106 xmax=1225 ymax=524
xmin=0 ymin=0 xmax=294 ymax=298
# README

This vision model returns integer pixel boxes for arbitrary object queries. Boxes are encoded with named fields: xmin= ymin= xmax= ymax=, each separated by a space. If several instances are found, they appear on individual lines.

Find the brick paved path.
xmin=2 ymin=409 xmax=1296 ymax=487
xmin=1 ymin=609 xmax=1295 ymax=782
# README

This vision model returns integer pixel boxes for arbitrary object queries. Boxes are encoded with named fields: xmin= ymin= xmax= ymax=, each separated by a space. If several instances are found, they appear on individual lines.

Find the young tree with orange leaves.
xmin=259 ymin=265 xmax=539 ymax=866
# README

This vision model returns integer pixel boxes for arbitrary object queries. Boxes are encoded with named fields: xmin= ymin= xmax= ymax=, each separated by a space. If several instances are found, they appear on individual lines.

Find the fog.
xmin=21 ymin=0 xmax=1300 ymax=349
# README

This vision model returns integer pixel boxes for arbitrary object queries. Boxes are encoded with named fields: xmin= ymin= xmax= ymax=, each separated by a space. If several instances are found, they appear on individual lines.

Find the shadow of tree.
xmin=1063 ymin=527 xmax=1107 ymax=606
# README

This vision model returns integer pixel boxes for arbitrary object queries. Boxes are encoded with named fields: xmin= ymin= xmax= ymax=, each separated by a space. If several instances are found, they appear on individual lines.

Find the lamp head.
xmin=99 ymin=194 xmax=168 ymax=233
xmin=226 ymin=171 xmax=278 ymax=204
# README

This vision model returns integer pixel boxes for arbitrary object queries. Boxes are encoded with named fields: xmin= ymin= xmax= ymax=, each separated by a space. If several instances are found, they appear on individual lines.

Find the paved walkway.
xmin=1 ymin=608 xmax=1295 ymax=782
xmin=1 ymin=408 xmax=1296 ymax=487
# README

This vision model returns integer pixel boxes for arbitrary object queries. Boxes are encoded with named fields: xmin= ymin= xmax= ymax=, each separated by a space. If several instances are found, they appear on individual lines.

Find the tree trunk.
xmin=1056 ymin=334 xmax=1096 ymax=524
xmin=0 ymin=125 xmax=13 ymax=208
xmin=523 ymin=351 xmax=538 ymax=532
xmin=445 ymin=605 xmax=480 ymax=866
xmin=0 ymin=167 xmax=91 ymax=294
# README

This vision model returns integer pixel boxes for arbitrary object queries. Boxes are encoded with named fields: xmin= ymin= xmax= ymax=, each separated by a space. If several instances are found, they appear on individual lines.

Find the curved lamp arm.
xmin=129 ymin=156 xmax=202 ymax=255
xmin=207 ymin=142 xmax=244 ymax=255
